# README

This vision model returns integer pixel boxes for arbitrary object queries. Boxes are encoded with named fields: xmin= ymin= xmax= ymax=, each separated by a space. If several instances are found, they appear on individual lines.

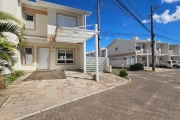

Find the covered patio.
xmin=53 ymin=24 xmax=100 ymax=81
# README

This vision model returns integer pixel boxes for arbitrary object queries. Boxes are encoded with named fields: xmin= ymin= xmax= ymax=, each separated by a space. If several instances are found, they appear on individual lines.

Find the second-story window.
xmin=25 ymin=14 xmax=34 ymax=21
xmin=25 ymin=13 xmax=35 ymax=29
xmin=136 ymin=46 xmax=140 ymax=50
xmin=115 ymin=47 xmax=118 ymax=51
xmin=57 ymin=15 xmax=76 ymax=27
xmin=169 ymin=46 xmax=172 ymax=50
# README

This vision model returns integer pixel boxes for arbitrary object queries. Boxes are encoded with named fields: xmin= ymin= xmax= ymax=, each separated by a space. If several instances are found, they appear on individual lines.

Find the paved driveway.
xmin=22 ymin=70 xmax=180 ymax=120
xmin=0 ymin=71 xmax=127 ymax=120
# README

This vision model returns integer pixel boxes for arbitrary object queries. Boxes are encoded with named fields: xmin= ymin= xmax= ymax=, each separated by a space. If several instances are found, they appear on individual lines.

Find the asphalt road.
xmin=24 ymin=70 xmax=180 ymax=120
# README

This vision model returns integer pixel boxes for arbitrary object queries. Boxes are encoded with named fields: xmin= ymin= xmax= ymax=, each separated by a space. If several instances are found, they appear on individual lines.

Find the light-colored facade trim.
xmin=23 ymin=7 xmax=47 ymax=15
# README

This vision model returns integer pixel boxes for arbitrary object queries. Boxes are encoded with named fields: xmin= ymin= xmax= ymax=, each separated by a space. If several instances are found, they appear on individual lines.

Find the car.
xmin=171 ymin=60 xmax=180 ymax=68
xmin=165 ymin=60 xmax=180 ymax=68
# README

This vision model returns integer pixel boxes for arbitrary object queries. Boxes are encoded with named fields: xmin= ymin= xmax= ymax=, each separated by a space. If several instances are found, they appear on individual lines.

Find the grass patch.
xmin=5 ymin=75 xmax=19 ymax=85
xmin=123 ymin=76 xmax=129 ymax=80
xmin=141 ymin=70 xmax=152 ymax=72
xmin=113 ymin=73 xmax=129 ymax=81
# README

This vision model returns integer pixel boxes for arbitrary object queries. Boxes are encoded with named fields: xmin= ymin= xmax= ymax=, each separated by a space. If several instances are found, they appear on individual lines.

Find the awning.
xmin=55 ymin=27 xmax=99 ymax=43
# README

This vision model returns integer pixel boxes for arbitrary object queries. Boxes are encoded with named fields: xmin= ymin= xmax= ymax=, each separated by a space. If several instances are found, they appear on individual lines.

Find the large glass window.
xmin=57 ymin=49 xmax=74 ymax=64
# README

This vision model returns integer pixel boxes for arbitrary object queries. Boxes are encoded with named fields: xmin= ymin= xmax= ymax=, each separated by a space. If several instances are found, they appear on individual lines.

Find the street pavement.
xmin=22 ymin=70 xmax=180 ymax=120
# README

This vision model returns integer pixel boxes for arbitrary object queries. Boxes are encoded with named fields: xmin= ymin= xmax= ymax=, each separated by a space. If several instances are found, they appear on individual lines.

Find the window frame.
xmin=57 ymin=14 xmax=77 ymax=27
xmin=25 ymin=13 xmax=34 ymax=22
xmin=56 ymin=49 xmax=75 ymax=65
xmin=22 ymin=46 xmax=34 ymax=66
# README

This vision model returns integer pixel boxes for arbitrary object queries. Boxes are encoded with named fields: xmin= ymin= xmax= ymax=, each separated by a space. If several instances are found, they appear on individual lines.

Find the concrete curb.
xmin=13 ymin=80 xmax=129 ymax=120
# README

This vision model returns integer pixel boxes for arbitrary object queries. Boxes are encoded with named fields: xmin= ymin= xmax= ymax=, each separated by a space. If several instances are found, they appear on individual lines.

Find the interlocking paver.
xmin=31 ymin=104 xmax=44 ymax=110
xmin=21 ymin=92 xmax=32 ymax=97
xmin=15 ymin=105 xmax=32 ymax=114
xmin=23 ymin=95 xmax=35 ymax=100
xmin=0 ymin=71 xmax=127 ymax=119
xmin=9 ymin=97 xmax=24 ymax=103
xmin=25 ymin=99 xmax=39 ymax=106
xmin=13 ymin=101 xmax=27 ymax=108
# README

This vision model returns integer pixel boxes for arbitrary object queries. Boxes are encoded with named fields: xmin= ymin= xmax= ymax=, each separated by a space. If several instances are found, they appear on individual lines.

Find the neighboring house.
xmin=86 ymin=48 xmax=108 ymax=57
xmin=0 ymin=0 xmax=100 ymax=73
xmin=107 ymin=37 xmax=180 ymax=67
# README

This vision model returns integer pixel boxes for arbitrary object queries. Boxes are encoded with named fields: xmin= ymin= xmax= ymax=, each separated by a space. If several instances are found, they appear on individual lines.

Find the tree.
xmin=0 ymin=11 xmax=26 ymax=88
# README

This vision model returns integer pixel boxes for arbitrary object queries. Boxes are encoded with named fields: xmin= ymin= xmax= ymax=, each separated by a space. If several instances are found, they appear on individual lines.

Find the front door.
xmin=38 ymin=48 xmax=49 ymax=69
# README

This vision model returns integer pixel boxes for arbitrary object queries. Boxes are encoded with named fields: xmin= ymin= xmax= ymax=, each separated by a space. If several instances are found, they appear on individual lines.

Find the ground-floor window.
xmin=22 ymin=47 xmax=34 ymax=65
xmin=57 ymin=49 xmax=74 ymax=64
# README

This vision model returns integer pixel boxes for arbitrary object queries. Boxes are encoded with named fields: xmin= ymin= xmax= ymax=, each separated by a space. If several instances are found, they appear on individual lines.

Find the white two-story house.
xmin=107 ymin=37 xmax=180 ymax=67
xmin=0 ymin=0 xmax=100 ymax=73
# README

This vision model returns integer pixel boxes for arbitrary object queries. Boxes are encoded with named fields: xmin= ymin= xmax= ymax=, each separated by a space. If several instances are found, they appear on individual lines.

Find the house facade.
xmin=86 ymin=48 xmax=108 ymax=57
xmin=0 ymin=0 xmax=99 ymax=73
xmin=107 ymin=37 xmax=180 ymax=67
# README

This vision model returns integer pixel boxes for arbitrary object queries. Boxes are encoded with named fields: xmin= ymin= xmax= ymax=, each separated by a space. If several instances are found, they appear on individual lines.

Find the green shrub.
xmin=130 ymin=63 xmax=144 ymax=71
xmin=119 ymin=70 xmax=128 ymax=77
xmin=12 ymin=70 xmax=25 ymax=76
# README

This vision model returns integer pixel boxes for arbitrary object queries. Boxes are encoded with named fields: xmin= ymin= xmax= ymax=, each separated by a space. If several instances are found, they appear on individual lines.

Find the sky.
xmin=41 ymin=0 xmax=180 ymax=52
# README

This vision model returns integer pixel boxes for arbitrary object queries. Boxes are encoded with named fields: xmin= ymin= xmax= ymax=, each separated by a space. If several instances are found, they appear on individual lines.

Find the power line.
xmin=155 ymin=26 xmax=180 ymax=39
xmin=155 ymin=34 xmax=180 ymax=43
xmin=125 ymin=0 xmax=145 ymax=19
xmin=122 ymin=1 xmax=180 ymax=43
xmin=103 ymin=0 xmax=131 ymax=16
xmin=101 ymin=31 xmax=150 ymax=36
xmin=87 ymin=11 xmax=96 ymax=24
xmin=101 ymin=20 xmax=140 ymax=26
xmin=110 ymin=0 xmax=131 ymax=17
xmin=115 ymin=0 xmax=151 ymax=33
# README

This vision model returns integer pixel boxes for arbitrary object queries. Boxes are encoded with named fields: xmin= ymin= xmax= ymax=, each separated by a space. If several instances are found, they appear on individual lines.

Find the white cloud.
xmin=142 ymin=19 xmax=150 ymax=23
xmin=161 ymin=0 xmax=180 ymax=3
xmin=153 ymin=6 xmax=180 ymax=24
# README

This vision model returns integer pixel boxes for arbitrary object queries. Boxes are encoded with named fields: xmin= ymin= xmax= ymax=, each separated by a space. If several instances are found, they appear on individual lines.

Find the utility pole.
xmin=97 ymin=0 xmax=101 ymax=57
xmin=150 ymin=6 xmax=158 ymax=71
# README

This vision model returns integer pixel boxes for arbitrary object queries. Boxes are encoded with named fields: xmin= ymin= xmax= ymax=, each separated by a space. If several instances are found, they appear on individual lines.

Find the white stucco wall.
xmin=108 ymin=40 xmax=136 ymax=56
xmin=47 ymin=10 xmax=84 ymax=35
xmin=23 ymin=13 xmax=48 ymax=36
xmin=19 ymin=42 xmax=83 ymax=71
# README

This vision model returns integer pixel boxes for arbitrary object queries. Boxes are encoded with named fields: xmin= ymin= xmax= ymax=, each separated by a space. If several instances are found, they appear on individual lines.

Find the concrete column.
xmin=135 ymin=55 xmax=138 ymax=63
xmin=147 ymin=50 xmax=149 ymax=67
xmin=95 ymin=24 xmax=99 ymax=81
xmin=105 ymin=48 xmax=108 ymax=57
xmin=84 ymin=13 xmax=86 ymax=29
xmin=83 ymin=42 xmax=86 ymax=73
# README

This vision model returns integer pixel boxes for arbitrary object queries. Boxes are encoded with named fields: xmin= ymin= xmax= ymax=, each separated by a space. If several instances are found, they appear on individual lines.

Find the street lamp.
xmin=128 ymin=49 xmax=132 ymax=65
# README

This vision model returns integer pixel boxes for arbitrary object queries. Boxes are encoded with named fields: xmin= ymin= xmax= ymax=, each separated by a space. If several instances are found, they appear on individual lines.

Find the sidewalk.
xmin=0 ymin=70 xmax=128 ymax=120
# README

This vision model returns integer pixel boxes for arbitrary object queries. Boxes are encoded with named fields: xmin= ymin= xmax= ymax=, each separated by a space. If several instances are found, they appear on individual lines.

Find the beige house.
xmin=0 ymin=0 xmax=102 ymax=80
xmin=107 ymin=37 xmax=180 ymax=67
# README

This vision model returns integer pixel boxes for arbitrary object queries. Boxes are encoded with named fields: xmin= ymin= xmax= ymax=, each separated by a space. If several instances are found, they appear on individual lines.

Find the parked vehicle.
xmin=171 ymin=60 xmax=180 ymax=68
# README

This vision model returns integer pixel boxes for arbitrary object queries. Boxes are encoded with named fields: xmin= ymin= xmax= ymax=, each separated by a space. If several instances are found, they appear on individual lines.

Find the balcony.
xmin=136 ymin=48 xmax=146 ymax=54
xmin=156 ymin=49 xmax=161 ymax=54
